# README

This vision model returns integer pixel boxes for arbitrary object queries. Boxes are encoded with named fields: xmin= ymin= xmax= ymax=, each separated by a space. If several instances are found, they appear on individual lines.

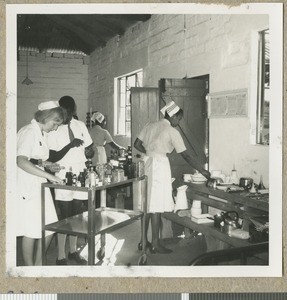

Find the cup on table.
xmin=183 ymin=174 xmax=192 ymax=182
xmin=191 ymin=207 xmax=202 ymax=216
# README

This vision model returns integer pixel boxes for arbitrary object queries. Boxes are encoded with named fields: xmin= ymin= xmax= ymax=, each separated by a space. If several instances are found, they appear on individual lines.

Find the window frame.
xmin=250 ymin=28 xmax=270 ymax=146
xmin=113 ymin=69 xmax=143 ymax=136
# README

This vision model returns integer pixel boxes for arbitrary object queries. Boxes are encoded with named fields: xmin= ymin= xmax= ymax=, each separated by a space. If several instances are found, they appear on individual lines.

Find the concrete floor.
xmin=17 ymin=220 xmax=208 ymax=266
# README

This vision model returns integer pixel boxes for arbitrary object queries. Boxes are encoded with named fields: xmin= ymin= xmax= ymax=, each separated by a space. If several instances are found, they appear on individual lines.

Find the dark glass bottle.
xmin=65 ymin=166 xmax=73 ymax=186
xmin=124 ymin=154 xmax=134 ymax=179
xmin=78 ymin=172 xmax=85 ymax=187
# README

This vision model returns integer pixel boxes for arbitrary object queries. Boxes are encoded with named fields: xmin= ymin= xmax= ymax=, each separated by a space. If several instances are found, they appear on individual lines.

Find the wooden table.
xmin=163 ymin=182 xmax=268 ymax=250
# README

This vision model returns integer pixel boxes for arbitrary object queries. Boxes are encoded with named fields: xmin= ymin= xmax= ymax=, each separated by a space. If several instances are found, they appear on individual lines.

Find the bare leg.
xmin=34 ymin=234 xmax=53 ymax=266
xmin=138 ymin=214 xmax=151 ymax=250
xmin=57 ymin=233 xmax=67 ymax=260
xmin=151 ymin=213 xmax=161 ymax=247
xmin=69 ymin=235 xmax=77 ymax=254
xmin=140 ymin=214 xmax=150 ymax=242
xmin=151 ymin=213 xmax=172 ymax=254
xmin=22 ymin=236 xmax=35 ymax=266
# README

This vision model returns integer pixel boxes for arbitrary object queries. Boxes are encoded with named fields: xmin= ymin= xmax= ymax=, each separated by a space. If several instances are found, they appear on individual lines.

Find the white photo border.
xmin=6 ymin=2 xmax=283 ymax=277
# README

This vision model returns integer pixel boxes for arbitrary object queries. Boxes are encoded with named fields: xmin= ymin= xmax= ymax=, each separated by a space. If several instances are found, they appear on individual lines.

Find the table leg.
xmin=138 ymin=176 xmax=148 ymax=265
xmin=87 ymin=188 xmax=96 ymax=265
xmin=41 ymin=184 xmax=46 ymax=265
xmin=96 ymin=233 xmax=106 ymax=261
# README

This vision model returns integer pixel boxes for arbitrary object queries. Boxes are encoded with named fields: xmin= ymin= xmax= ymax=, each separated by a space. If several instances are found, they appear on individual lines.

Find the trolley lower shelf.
xmin=41 ymin=177 xmax=148 ymax=266
xmin=45 ymin=207 xmax=143 ymax=237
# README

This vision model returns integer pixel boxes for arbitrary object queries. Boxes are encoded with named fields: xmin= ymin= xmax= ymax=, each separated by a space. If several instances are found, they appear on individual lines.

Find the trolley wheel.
xmin=138 ymin=253 xmax=148 ymax=265
xmin=97 ymin=248 xmax=105 ymax=260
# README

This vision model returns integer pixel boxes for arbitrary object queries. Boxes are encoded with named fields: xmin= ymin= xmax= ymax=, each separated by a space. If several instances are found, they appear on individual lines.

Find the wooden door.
xmin=159 ymin=78 xmax=209 ymax=181
xmin=130 ymin=87 xmax=159 ymax=211
xmin=130 ymin=87 xmax=160 ymax=158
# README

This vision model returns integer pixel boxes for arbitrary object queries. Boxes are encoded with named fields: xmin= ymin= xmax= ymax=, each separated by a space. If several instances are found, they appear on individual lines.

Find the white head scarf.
xmin=91 ymin=112 xmax=105 ymax=124
xmin=38 ymin=101 xmax=59 ymax=111
xmin=160 ymin=101 xmax=180 ymax=117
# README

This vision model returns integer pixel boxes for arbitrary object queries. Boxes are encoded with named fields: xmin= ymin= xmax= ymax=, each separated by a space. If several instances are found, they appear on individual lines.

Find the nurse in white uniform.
xmin=134 ymin=101 xmax=210 ymax=253
xmin=89 ymin=111 xmax=125 ymax=164
xmin=17 ymin=101 xmax=64 ymax=265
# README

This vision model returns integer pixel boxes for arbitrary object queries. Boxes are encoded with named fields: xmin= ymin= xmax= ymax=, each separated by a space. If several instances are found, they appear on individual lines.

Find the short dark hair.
xmin=34 ymin=107 xmax=65 ymax=124
xmin=59 ymin=96 xmax=76 ymax=114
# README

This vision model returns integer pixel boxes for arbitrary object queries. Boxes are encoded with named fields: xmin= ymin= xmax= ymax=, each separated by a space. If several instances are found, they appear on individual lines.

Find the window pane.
xmin=127 ymin=75 xmax=136 ymax=89
xmin=118 ymin=107 xmax=126 ymax=134
xmin=256 ymin=29 xmax=269 ymax=145
xmin=126 ymin=105 xmax=131 ymax=121
xmin=115 ymin=69 xmax=142 ymax=136
xmin=125 ymin=121 xmax=131 ymax=137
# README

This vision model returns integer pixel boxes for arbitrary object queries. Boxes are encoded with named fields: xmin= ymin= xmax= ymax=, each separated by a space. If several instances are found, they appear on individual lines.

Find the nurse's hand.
xmin=201 ymin=169 xmax=211 ymax=179
xmin=44 ymin=161 xmax=64 ymax=173
xmin=85 ymin=145 xmax=95 ymax=158
xmin=70 ymin=138 xmax=84 ymax=148
xmin=47 ymin=174 xmax=64 ymax=184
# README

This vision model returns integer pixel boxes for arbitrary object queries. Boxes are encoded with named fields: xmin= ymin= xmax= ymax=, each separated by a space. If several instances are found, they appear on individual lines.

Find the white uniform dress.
xmin=138 ymin=119 xmax=186 ymax=213
xmin=89 ymin=125 xmax=113 ymax=164
xmin=17 ymin=119 xmax=58 ymax=238
xmin=47 ymin=118 xmax=93 ymax=201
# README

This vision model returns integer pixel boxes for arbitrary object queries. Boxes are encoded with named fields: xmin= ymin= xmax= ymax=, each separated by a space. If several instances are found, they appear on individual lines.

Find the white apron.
xmin=95 ymin=146 xmax=107 ymax=164
xmin=144 ymin=152 xmax=175 ymax=213
xmin=17 ymin=120 xmax=58 ymax=238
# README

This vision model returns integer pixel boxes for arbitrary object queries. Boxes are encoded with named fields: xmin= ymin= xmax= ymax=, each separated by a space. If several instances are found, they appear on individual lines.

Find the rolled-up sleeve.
xmin=17 ymin=128 xmax=35 ymax=159
xmin=171 ymin=129 xmax=186 ymax=153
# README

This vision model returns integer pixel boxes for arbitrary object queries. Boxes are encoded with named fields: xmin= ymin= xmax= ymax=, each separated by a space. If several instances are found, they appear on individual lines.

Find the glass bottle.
xmin=86 ymin=158 xmax=92 ymax=170
xmin=124 ymin=154 xmax=134 ymax=179
xmin=65 ymin=166 xmax=73 ymax=186
xmin=85 ymin=169 xmax=90 ymax=187
xmin=230 ymin=164 xmax=239 ymax=185
xmin=258 ymin=175 xmax=266 ymax=190
xmin=78 ymin=172 xmax=85 ymax=187
xmin=89 ymin=166 xmax=97 ymax=187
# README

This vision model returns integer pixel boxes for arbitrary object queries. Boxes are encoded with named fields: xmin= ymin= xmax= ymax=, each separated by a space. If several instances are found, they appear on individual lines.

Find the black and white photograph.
xmin=6 ymin=3 xmax=282 ymax=278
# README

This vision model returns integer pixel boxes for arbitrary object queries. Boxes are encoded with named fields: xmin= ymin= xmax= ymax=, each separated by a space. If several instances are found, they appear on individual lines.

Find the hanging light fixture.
xmin=22 ymin=47 xmax=33 ymax=85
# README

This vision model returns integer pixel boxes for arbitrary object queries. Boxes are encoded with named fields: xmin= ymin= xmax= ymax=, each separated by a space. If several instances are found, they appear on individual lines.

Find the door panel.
xmin=159 ymin=78 xmax=209 ymax=181
xmin=130 ymin=87 xmax=159 ymax=159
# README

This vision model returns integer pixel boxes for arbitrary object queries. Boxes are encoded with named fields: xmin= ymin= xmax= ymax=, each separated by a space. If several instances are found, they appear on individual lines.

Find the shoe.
xmin=150 ymin=245 xmax=173 ymax=254
xmin=137 ymin=241 xmax=155 ymax=253
xmin=68 ymin=251 xmax=87 ymax=265
xmin=56 ymin=258 xmax=68 ymax=265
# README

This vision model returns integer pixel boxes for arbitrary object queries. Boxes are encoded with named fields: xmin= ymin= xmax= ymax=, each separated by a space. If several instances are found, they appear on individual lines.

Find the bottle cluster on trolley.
xmin=64 ymin=146 xmax=145 ymax=188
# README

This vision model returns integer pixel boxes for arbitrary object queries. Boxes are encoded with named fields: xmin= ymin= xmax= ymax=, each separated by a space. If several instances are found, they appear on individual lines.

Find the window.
xmin=256 ymin=29 xmax=270 ymax=145
xmin=114 ymin=69 xmax=143 ymax=136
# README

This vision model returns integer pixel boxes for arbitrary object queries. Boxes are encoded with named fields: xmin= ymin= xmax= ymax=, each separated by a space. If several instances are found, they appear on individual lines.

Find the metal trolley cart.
xmin=41 ymin=175 xmax=148 ymax=265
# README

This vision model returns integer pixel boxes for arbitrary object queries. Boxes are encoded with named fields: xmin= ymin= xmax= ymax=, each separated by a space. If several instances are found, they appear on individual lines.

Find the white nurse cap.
xmin=38 ymin=101 xmax=59 ymax=111
xmin=160 ymin=101 xmax=180 ymax=117
xmin=91 ymin=112 xmax=105 ymax=123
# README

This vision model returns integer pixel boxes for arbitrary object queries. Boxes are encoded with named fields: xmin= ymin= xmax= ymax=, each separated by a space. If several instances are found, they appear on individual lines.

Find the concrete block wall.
xmin=17 ymin=51 xmax=89 ymax=130
xmin=88 ymin=14 xmax=269 ymax=185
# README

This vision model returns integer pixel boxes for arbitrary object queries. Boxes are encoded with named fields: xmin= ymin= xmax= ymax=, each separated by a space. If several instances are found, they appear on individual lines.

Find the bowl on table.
xmin=190 ymin=173 xmax=207 ymax=183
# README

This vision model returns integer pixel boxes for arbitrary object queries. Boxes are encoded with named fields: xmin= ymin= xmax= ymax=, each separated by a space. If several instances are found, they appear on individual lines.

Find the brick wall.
xmin=17 ymin=51 xmax=89 ymax=130
xmin=89 ymin=14 xmax=269 ymax=185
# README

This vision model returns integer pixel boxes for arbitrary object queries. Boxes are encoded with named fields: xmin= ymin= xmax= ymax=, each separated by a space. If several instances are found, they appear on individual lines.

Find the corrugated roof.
xmin=17 ymin=14 xmax=151 ymax=55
